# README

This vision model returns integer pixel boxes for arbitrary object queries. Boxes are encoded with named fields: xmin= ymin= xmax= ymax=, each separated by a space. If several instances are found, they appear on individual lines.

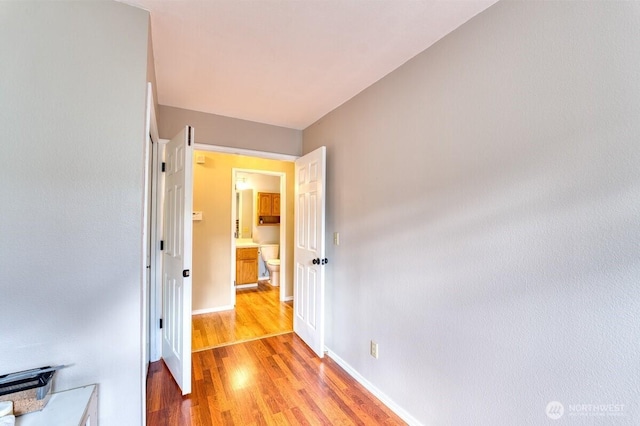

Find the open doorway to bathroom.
xmin=234 ymin=171 xmax=282 ymax=288
xmin=190 ymin=149 xmax=295 ymax=352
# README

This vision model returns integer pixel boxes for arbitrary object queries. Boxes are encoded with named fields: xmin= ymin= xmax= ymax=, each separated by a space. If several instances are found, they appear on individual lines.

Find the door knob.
xmin=312 ymin=258 xmax=320 ymax=265
xmin=321 ymin=258 xmax=328 ymax=265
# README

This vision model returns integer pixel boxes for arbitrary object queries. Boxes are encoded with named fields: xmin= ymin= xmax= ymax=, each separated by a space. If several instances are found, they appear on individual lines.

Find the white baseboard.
xmin=236 ymin=283 xmax=258 ymax=289
xmin=283 ymin=295 xmax=293 ymax=302
xmin=192 ymin=304 xmax=234 ymax=315
xmin=326 ymin=348 xmax=423 ymax=426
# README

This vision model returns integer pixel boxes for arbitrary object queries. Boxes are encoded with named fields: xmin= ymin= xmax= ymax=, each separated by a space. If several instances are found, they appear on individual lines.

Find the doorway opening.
xmin=232 ymin=170 xmax=285 ymax=297
xmin=190 ymin=146 xmax=296 ymax=351
xmin=150 ymin=139 xmax=327 ymax=394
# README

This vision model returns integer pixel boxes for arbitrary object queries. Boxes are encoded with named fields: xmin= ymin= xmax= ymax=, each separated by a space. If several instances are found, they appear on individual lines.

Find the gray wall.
xmin=147 ymin=19 xmax=159 ymax=116
xmin=159 ymin=105 xmax=302 ymax=155
xmin=304 ymin=1 xmax=640 ymax=424
xmin=0 ymin=3 xmax=148 ymax=424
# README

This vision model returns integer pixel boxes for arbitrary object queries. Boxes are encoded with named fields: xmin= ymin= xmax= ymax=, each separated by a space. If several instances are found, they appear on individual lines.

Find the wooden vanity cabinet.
xmin=236 ymin=247 xmax=258 ymax=285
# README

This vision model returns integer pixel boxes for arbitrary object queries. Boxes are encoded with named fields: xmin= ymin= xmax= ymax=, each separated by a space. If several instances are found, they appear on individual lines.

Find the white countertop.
xmin=15 ymin=385 xmax=96 ymax=426
xmin=236 ymin=239 xmax=259 ymax=248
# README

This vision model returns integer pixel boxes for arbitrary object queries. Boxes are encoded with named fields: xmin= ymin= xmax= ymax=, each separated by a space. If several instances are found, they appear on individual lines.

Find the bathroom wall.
xmin=303 ymin=1 xmax=640 ymax=424
xmin=192 ymin=151 xmax=295 ymax=312
xmin=246 ymin=173 xmax=282 ymax=281
xmin=247 ymin=173 xmax=281 ymax=245
xmin=238 ymin=189 xmax=253 ymax=238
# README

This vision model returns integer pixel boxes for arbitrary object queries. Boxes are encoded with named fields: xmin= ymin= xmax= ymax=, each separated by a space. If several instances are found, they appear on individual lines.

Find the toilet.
xmin=259 ymin=244 xmax=280 ymax=286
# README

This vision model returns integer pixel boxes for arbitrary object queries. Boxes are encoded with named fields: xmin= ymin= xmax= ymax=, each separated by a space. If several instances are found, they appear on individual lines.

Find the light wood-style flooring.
xmin=147 ymin=333 xmax=407 ymax=425
xmin=192 ymin=281 xmax=293 ymax=352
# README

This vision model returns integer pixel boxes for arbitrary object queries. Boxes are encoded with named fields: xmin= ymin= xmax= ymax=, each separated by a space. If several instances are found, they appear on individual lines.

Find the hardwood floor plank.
xmin=309 ymin=357 xmax=392 ymax=424
xmin=192 ymin=282 xmax=293 ymax=351
xmin=147 ymin=333 xmax=406 ymax=425
xmin=297 ymin=388 xmax=336 ymax=425
xmin=287 ymin=406 xmax=312 ymax=425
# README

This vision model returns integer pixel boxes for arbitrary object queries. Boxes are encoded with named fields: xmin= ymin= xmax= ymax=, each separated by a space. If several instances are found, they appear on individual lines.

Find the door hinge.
xmin=183 ymin=269 xmax=190 ymax=278
xmin=188 ymin=126 xmax=193 ymax=146
xmin=160 ymin=240 xmax=164 ymax=250
xmin=161 ymin=162 xmax=166 ymax=172
xmin=159 ymin=318 xmax=163 ymax=329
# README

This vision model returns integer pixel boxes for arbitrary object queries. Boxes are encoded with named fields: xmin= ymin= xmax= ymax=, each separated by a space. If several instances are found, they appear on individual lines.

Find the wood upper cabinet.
xmin=258 ymin=192 xmax=274 ymax=216
xmin=236 ymin=247 xmax=258 ymax=285
xmin=257 ymin=192 xmax=280 ymax=225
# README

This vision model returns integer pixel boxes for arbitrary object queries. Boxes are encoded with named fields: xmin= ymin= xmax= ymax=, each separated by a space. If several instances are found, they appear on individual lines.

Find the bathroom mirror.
xmin=236 ymin=188 xmax=253 ymax=238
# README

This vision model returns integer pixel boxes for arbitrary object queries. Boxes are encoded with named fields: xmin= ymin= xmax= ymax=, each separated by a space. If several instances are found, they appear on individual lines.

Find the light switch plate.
xmin=370 ymin=340 xmax=379 ymax=359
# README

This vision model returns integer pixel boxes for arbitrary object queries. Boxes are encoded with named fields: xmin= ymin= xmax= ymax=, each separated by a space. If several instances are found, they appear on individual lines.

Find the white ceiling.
xmin=121 ymin=0 xmax=497 ymax=130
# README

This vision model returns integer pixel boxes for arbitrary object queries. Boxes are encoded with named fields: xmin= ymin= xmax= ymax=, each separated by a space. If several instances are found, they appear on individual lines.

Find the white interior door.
xmin=161 ymin=126 xmax=193 ymax=395
xmin=294 ymin=146 xmax=327 ymax=357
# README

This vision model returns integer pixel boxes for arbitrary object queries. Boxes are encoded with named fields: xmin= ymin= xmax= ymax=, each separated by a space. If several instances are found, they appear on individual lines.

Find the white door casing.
xmin=141 ymin=82 xmax=153 ymax=425
xmin=148 ymin=85 xmax=162 ymax=364
xmin=294 ymin=146 xmax=327 ymax=357
xmin=161 ymin=126 xmax=193 ymax=395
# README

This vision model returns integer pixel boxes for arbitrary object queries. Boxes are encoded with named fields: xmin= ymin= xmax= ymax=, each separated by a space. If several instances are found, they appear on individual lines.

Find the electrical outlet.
xmin=370 ymin=340 xmax=379 ymax=359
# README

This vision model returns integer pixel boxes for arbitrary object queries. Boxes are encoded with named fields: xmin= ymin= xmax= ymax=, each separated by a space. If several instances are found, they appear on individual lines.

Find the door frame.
xmin=231 ymin=168 xmax=287 ymax=305
xmin=142 ymin=82 xmax=161 ymax=423
xmin=193 ymin=143 xmax=297 ymax=307
xmin=149 ymin=138 xmax=166 ymax=363
xmin=148 ymin=143 xmax=299 ymax=366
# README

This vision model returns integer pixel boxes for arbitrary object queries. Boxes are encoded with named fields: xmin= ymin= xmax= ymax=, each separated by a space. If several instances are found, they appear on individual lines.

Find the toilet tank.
xmin=259 ymin=244 xmax=279 ymax=261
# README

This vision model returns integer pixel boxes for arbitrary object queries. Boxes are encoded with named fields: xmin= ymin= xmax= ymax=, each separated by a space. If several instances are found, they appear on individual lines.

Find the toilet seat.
xmin=267 ymin=259 xmax=280 ymax=267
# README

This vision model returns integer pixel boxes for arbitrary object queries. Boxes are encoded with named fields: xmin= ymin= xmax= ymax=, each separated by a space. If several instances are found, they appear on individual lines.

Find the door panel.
xmin=294 ymin=146 xmax=326 ymax=357
xmin=161 ymin=126 xmax=193 ymax=395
